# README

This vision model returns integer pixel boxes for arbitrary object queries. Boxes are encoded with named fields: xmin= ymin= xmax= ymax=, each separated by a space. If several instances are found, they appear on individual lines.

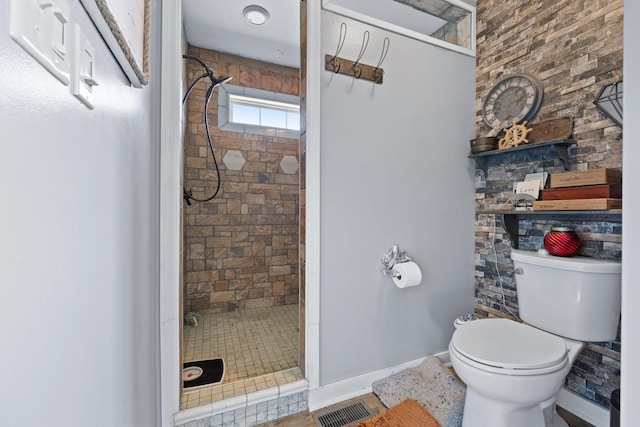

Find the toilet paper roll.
xmin=391 ymin=261 xmax=422 ymax=288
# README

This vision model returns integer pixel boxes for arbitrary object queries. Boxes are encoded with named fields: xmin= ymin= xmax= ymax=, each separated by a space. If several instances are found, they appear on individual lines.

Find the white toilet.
xmin=449 ymin=248 xmax=621 ymax=427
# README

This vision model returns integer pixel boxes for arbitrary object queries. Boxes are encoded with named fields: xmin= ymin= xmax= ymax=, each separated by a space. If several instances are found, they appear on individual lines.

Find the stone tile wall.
xmin=183 ymin=46 xmax=300 ymax=313
xmin=475 ymin=0 xmax=622 ymax=409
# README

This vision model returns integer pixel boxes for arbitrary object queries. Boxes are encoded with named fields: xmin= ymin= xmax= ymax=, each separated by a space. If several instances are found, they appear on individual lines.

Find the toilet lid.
xmin=451 ymin=318 xmax=567 ymax=370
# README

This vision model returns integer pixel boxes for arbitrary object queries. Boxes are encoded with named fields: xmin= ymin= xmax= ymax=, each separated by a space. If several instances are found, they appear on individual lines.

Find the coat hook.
xmin=330 ymin=23 xmax=347 ymax=73
xmin=352 ymin=30 xmax=370 ymax=78
xmin=373 ymin=37 xmax=390 ymax=84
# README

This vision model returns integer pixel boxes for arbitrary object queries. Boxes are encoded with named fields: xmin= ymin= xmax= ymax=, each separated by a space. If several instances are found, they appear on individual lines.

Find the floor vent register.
xmin=312 ymin=400 xmax=373 ymax=427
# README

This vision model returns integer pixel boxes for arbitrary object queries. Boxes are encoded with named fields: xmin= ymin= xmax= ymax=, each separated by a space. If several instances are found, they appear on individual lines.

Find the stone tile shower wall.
xmin=183 ymin=46 xmax=300 ymax=313
xmin=475 ymin=0 xmax=622 ymax=409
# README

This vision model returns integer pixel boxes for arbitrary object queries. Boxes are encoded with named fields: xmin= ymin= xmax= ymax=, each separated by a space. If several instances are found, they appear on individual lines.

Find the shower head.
xmin=213 ymin=75 xmax=232 ymax=87
xmin=182 ymin=55 xmax=231 ymax=87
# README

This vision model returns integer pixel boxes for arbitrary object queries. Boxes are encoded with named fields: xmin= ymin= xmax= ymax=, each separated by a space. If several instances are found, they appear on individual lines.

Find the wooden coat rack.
xmin=324 ymin=24 xmax=390 ymax=85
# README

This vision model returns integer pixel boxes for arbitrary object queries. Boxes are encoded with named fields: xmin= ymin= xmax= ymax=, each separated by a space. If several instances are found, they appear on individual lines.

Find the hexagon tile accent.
xmin=222 ymin=150 xmax=246 ymax=171
xmin=279 ymin=155 xmax=299 ymax=174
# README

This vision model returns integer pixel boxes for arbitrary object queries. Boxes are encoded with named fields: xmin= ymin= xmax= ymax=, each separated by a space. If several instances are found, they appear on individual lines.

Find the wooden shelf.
xmin=476 ymin=210 xmax=622 ymax=249
xmin=469 ymin=139 xmax=576 ymax=175
xmin=471 ymin=139 xmax=622 ymax=248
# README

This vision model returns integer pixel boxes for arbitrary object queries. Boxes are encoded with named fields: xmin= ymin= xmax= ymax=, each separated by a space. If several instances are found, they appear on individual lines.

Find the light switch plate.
xmin=9 ymin=0 xmax=72 ymax=85
xmin=71 ymin=23 xmax=97 ymax=109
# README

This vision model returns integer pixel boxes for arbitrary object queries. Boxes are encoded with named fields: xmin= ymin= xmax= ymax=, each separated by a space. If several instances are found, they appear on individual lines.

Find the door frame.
xmin=158 ymin=1 xmax=322 ymax=424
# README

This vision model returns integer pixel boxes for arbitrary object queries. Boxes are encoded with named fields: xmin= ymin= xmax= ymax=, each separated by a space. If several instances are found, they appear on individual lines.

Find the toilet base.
xmin=548 ymin=411 xmax=569 ymax=427
xmin=462 ymin=388 xmax=568 ymax=427
xmin=543 ymin=401 xmax=569 ymax=427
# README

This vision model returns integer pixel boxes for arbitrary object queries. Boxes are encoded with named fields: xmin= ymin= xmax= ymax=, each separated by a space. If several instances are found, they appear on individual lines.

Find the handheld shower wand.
xmin=182 ymin=55 xmax=232 ymax=205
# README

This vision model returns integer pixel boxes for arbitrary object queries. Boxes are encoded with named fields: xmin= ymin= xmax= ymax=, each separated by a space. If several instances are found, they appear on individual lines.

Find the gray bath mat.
xmin=371 ymin=356 xmax=465 ymax=427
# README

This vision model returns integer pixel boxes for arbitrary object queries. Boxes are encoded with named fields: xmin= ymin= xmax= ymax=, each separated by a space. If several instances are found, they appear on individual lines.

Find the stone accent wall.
xmin=183 ymin=46 xmax=300 ymax=313
xmin=475 ymin=0 xmax=622 ymax=409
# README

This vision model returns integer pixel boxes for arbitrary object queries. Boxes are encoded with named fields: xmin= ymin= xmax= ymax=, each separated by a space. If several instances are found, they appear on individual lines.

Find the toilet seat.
xmin=450 ymin=318 xmax=569 ymax=375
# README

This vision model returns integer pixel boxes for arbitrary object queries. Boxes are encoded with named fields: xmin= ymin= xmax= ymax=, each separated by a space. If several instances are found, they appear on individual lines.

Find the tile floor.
xmin=258 ymin=393 xmax=596 ymax=427
xmin=181 ymin=304 xmax=300 ymax=410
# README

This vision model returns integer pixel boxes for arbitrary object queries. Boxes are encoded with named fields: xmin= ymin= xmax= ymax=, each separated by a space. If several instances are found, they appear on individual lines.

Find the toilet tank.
xmin=510 ymin=248 xmax=621 ymax=342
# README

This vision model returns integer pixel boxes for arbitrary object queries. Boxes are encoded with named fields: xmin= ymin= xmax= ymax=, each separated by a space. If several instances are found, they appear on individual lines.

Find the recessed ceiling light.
xmin=243 ymin=5 xmax=270 ymax=26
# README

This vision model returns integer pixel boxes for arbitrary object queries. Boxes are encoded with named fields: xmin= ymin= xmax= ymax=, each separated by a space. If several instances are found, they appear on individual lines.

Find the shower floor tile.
xmin=182 ymin=304 xmax=299 ymax=392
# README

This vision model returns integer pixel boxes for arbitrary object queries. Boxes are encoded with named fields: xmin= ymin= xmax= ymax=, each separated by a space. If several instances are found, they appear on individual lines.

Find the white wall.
xmin=318 ymin=10 xmax=476 ymax=385
xmin=0 ymin=1 xmax=159 ymax=426
xmin=622 ymin=2 xmax=640 ymax=425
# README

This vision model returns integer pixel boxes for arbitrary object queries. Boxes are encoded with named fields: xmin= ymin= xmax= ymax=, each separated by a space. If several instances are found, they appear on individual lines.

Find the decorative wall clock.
xmin=482 ymin=73 xmax=544 ymax=129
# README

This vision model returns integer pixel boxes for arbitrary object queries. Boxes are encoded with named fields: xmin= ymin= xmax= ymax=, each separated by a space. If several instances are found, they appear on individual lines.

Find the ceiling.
xmin=182 ymin=0 xmax=477 ymax=69
xmin=182 ymin=0 xmax=301 ymax=68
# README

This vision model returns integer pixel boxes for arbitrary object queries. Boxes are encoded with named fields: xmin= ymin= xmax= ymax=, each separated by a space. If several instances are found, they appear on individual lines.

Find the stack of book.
xmin=533 ymin=168 xmax=622 ymax=211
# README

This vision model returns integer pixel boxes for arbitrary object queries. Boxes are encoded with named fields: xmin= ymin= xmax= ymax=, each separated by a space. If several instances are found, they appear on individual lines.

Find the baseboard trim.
xmin=308 ymin=350 xmax=449 ymax=412
xmin=556 ymin=387 xmax=609 ymax=427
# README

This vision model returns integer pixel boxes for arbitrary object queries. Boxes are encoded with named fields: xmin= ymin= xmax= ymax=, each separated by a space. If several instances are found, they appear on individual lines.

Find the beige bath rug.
xmin=371 ymin=356 xmax=465 ymax=427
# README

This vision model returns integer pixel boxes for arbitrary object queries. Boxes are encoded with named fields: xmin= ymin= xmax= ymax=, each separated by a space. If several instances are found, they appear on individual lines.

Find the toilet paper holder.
xmin=381 ymin=244 xmax=412 ymax=278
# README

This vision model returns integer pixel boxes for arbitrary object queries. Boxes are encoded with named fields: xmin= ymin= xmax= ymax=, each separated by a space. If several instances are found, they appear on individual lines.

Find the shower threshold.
xmin=175 ymin=366 xmax=307 ymax=425
xmin=180 ymin=366 xmax=304 ymax=409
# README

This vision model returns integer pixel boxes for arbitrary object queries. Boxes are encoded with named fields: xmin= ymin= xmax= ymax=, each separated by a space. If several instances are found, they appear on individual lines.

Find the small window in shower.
xmin=218 ymin=85 xmax=301 ymax=139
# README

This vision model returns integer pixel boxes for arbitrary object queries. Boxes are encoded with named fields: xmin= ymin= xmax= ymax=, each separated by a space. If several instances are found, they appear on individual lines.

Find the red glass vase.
xmin=544 ymin=227 xmax=581 ymax=257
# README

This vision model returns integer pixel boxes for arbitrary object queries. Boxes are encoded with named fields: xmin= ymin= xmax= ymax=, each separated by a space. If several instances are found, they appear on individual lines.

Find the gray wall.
xmin=0 ymin=1 xmax=159 ymax=425
xmin=319 ymin=11 xmax=476 ymax=385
